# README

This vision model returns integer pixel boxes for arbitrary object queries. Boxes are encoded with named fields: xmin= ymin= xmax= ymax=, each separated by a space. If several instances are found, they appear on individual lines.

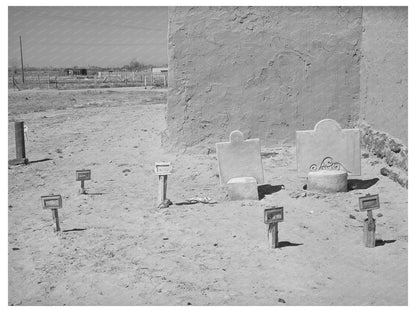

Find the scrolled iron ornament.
xmin=309 ymin=156 xmax=349 ymax=172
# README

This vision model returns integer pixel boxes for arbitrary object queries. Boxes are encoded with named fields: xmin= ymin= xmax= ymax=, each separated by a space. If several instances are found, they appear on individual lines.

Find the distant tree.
xmin=9 ymin=58 xmax=19 ymax=74
xmin=122 ymin=59 xmax=148 ymax=72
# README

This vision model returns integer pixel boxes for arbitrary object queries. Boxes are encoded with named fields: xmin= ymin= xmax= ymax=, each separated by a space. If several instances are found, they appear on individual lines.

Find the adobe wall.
xmin=359 ymin=7 xmax=408 ymax=145
xmin=166 ymin=7 xmax=362 ymax=149
xmin=166 ymin=6 xmax=408 ymax=154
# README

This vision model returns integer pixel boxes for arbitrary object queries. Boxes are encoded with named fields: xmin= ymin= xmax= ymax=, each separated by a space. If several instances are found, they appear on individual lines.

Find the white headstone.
xmin=296 ymin=119 xmax=361 ymax=177
xmin=216 ymin=130 xmax=264 ymax=185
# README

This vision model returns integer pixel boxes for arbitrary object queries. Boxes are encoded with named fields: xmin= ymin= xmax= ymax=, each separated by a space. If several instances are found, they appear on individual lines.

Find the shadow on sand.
xmin=375 ymin=239 xmax=396 ymax=247
xmin=348 ymin=178 xmax=379 ymax=191
xmin=62 ymin=228 xmax=87 ymax=233
xmin=258 ymin=184 xmax=285 ymax=200
xmin=277 ymin=241 xmax=303 ymax=248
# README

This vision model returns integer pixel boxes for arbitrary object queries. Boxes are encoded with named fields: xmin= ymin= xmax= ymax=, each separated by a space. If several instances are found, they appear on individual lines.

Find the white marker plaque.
xmin=76 ymin=169 xmax=91 ymax=181
xmin=154 ymin=162 xmax=172 ymax=175
xmin=264 ymin=207 xmax=284 ymax=224
xmin=41 ymin=194 xmax=62 ymax=209
xmin=359 ymin=194 xmax=380 ymax=211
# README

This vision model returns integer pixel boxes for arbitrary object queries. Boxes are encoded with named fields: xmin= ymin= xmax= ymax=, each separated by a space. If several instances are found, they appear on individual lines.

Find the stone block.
xmin=307 ymin=170 xmax=348 ymax=193
xmin=227 ymin=177 xmax=259 ymax=200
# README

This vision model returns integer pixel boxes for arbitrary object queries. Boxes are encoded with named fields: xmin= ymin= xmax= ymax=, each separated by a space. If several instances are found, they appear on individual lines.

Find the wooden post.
xmin=158 ymin=175 xmax=168 ymax=203
xmin=264 ymin=207 xmax=284 ymax=249
xmin=55 ymin=76 xmax=58 ymax=89
xmin=163 ymin=74 xmax=166 ymax=87
xmin=132 ymin=71 xmax=135 ymax=82
xmin=38 ymin=74 xmax=40 ymax=86
xmin=52 ymin=209 xmax=60 ymax=232
xmin=41 ymin=194 xmax=62 ymax=232
xmin=19 ymin=36 xmax=25 ymax=84
xmin=12 ymin=74 xmax=15 ymax=90
xmin=48 ymin=73 xmax=50 ymax=89
xmin=268 ymin=223 xmax=279 ymax=248
xmin=94 ymin=75 xmax=97 ymax=88
xmin=154 ymin=162 xmax=172 ymax=207
xmin=144 ymin=76 xmax=147 ymax=89
xmin=14 ymin=121 xmax=27 ymax=161
xmin=363 ymin=210 xmax=376 ymax=248
xmin=80 ymin=180 xmax=85 ymax=194
xmin=76 ymin=169 xmax=91 ymax=194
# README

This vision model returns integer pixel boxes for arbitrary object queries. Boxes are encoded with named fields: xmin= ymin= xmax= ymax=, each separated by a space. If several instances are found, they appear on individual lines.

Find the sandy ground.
xmin=8 ymin=88 xmax=407 ymax=305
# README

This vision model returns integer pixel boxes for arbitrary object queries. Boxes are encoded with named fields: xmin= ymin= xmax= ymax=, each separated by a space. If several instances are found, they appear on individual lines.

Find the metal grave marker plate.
xmin=216 ymin=130 xmax=264 ymax=186
xmin=296 ymin=119 xmax=361 ymax=177
xmin=41 ymin=194 xmax=62 ymax=209
xmin=154 ymin=162 xmax=172 ymax=175
xmin=76 ymin=169 xmax=91 ymax=181
xmin=264 ymin=207 xmax=284 ymax=224
xmin=359 ymin=194 xmax=380 ymax=211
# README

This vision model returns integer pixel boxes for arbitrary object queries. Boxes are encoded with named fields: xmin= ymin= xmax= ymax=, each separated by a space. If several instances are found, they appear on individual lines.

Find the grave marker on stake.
xmin=76 ymin=169 xmax=91 ymax=194
xmin=41 ymin=194 xmax=62 ymax=232
xmin=264 ymin=207 xmax=284 ymax=248
xmin=358 ymin=194 xmax=380 ymax=248
xmin=154 ymin=162 xmax=172 ymax=206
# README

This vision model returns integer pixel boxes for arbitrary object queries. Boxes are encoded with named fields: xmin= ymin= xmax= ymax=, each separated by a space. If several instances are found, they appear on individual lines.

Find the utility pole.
xmin=19 ymin=36 xmax=25 ymax=84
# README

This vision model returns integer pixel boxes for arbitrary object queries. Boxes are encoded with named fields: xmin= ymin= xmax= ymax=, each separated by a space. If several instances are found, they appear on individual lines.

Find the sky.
xmin=8 ymin=6 xmax=168 ymax=68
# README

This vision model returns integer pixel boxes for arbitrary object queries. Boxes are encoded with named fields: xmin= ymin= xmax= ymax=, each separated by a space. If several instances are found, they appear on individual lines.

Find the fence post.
xmin=48 ymin=73 xmax=50 ymax=89
xmin=55 ymin=76 xmax=58 ymax=89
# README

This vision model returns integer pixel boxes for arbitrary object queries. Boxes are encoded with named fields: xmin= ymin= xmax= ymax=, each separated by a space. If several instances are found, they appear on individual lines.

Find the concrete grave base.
xmin=226 ymin=177 xmax=259 ymax=200
xmin=307 ymin=170 xmax=348 ymax=193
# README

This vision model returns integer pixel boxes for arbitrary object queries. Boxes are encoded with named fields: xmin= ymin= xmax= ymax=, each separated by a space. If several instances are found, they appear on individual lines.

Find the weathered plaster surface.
xmin=167 ymin=5 xmax=408 ymax=164
xmin=167 ymin=7 xmax=362 ymax=148
xmin=359 ymin=7 xmax=408 ymax=145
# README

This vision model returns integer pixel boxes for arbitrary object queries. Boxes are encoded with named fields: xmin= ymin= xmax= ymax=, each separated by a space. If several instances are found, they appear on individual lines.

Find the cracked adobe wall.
xmin=167 ymin=7 xmax=362 ymax=148
xmin=360 ymin=7 xmax=408 ymax=145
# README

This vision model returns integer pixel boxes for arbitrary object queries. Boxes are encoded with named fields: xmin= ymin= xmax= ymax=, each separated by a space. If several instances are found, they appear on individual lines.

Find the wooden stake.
xmin=158 ymin=175 xmax=168 ymax=204
xmin=53 ymin=209 xmax=61 ymax=232
xmin=144 ymin=76 xmax=147 ymax=89
xmin=80 ymin=180 xmax=86 ymax=194
xmin=163 ymin=75 xmax=166 ymax=87
xmin=363 ymin=210 xmax=376 ymax=248
xmin=268 ymin=223 xmax=279 ymax=248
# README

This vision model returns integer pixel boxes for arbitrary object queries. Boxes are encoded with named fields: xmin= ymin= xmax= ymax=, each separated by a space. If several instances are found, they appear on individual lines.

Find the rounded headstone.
xmin=307 ymin=170 xmax=348 ymax=193
xmin=229 ymin=130 xmax=244 ymax=144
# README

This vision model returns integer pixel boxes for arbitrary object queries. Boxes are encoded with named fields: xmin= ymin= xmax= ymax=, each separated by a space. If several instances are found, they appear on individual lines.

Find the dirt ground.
xmin=8 ymin=87 xmax=408 ymax=306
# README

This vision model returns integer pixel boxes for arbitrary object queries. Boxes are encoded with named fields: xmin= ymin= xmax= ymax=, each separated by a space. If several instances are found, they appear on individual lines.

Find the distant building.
xmin=152 ymin=67 xmax=168 ymax=75
xmin=64 ymin=68 xmax=88 ymax=76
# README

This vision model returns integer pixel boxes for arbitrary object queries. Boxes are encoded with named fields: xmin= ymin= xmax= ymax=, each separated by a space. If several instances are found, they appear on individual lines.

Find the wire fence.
xmin=9 ymin=71 xmax=167 ymax=91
